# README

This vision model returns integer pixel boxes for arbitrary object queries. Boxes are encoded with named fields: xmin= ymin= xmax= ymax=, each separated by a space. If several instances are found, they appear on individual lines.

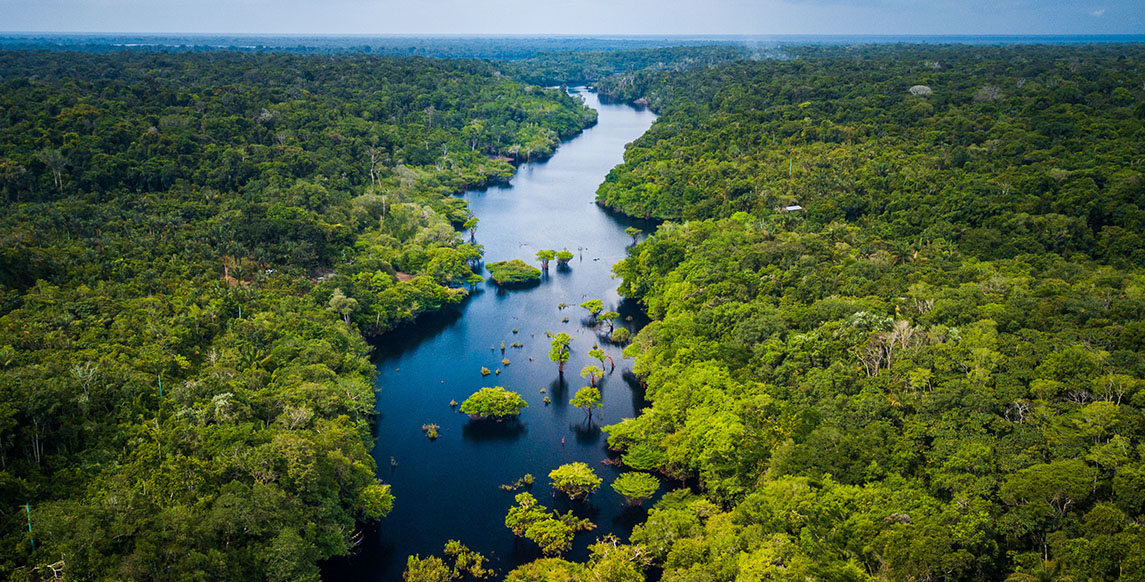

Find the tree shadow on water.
xmin=548 ymin=376 xmax=570 ymax=410
xmin=461 ymin=418 xmax=528 ymax=442
xmin=569 ymin=420 xmax=601 ymax=445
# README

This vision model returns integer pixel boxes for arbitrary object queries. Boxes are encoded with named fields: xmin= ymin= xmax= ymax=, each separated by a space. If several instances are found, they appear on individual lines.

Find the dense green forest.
xmin=0 ymin=50 xmax=596 ymax=580
xmin=498 ymin=44 xmax=1145 ymax=581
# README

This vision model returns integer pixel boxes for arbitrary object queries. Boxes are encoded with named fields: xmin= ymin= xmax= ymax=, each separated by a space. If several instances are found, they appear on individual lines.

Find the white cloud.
xmin=1091 ymin=8 xmax=1106 ymax=16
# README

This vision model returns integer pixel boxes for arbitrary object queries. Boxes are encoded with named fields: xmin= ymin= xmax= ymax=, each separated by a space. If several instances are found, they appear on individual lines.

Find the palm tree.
xmin=1005 ymin=560 xmax=1073 ymax=582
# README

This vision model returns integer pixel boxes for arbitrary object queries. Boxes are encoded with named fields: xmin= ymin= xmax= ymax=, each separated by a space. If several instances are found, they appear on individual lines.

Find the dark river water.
xmin=325 ymin=90 xmax=658 ymax=580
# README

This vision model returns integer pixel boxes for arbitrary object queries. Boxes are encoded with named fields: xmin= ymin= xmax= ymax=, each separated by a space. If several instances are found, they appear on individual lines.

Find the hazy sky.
xmin=1 ymin=0 xmax=1142 ymax=36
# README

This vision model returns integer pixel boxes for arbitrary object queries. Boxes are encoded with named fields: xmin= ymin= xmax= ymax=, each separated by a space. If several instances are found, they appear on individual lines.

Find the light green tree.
xmin=536 ymin=249 xmax=555 ymax=271
xmin=328 ymin=288 xmax=359 ymax=325
xmin=459 ymin=387 xmax=528 ymax=420
xmin=610 ymin=328 xmax=631 ymax=344
xmin=548 ymin=332 xmax=572 ymax=374
xmin=555 ymin=249 xmax=575 ymax=267
xmin=588 ymin=348 xmax=614 ymax=373
xmin=549 ymin=462 xmax=602 ymax=501
xmin=357 ymin=482 xmax=395 ymax=519
xmin=579 ymin=299 xmax=604 ymax=322
xmin=579 ymin=365 xmax=603 ymax=387
xmin=598 ymin=311 xmax=620 ymax=333
xmin=611 ymin=473 xmax=659 ymax=506
xmin=571 ymin=386 xmax=602 ymax=420
xmin=624 ymin=226 xmax=642 ymax=244
xmin=525 ymin=519 xmax=575 ymax=557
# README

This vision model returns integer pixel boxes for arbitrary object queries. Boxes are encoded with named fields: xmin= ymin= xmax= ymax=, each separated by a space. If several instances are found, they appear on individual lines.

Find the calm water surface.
xmin=326 ymin=90 xmax=657 ymax=580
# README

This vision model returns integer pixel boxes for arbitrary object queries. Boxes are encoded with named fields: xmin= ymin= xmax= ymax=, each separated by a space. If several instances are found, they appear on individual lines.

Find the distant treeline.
xmin=0 ymin=34 xmax=733 ymax=60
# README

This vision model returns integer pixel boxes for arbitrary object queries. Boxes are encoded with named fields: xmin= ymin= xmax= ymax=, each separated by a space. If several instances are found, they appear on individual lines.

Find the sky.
xmin=0 ymin=0 xmax=1142 ymax=36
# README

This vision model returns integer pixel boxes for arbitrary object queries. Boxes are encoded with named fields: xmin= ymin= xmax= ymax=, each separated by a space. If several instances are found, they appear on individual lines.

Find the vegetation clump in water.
xmin=499 ymin=473 xmax=535 ymax=491
xmin=459 ymin=386 xmax=529 ymax=420
xmin=504 ymin=492 xmax=596 ymax=556
xmin=486 ymin=259 xmax=542 ymax=286
xmin=548 ymin=462 xmax=603 ymax=501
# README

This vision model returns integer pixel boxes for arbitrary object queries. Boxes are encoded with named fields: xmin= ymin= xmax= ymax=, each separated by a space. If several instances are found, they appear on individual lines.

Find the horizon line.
xmin=3 ymin=32 xmax=1145 ymax=39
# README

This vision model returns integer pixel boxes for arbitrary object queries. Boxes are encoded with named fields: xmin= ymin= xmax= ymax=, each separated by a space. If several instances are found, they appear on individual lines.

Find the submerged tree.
xmin=555 ymin=249 xmax=575 ymax=267
xmin=598 ymin=311 xmax=620 ymax=334
xmin=580 ymin=365 xmax=603 ymax=387
xmin=463 ymin=216 xmax=479 ymax=242
xmin=536 ymin=249 xmax=555 ymax=271
xmin=579 ymin=299 xmax=604 ymax=322
xmin=571 ymin=386 xmax=602 ymax=420
xmin=588 ymin=348 xmax=615 ymax=373
xmin=548 ymin=332 xmax=572 ymax=374
xmin=624 ymin=226 xmax=642 ymax=244
xmin=610 ymin=328 xmax=631 ymax=344
xmin=403 ymin=540 xmax=492 ymax=582
xmin=549 ymin=462 xmax=602 ymax=501
xmin=505 ymin=492 xmax=594 ymax=557
xmin=459 ymin=387 xmax=528 ymax=420
xmin=465 ymin=273 xmax=484 ymax=292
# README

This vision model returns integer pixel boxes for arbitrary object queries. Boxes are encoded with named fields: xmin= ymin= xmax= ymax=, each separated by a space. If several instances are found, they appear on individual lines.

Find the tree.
xmin=585 ymin=535 xmax=648 ymax=582
xmin=442 ymin=540 xmax=492 ymax=579
xmin=459 ymin=387 xmax=528 ymax=420
xmin=611 ymin=473 xmax=660 ymax=506
xmin=506 ymin=492 xmax=548 ymax=537
xmin=404 ymin=556 xmax=451 ymax=582
xmin=505 ymin=493 xmax=583 ymax=556
xmin=404 ymin=541 xmax=492 ymax=582
xmin=35 ymin=148 xmax=66 ymax=194
xmin=549 ymin=332 xmax=572 ymax=374
xmin=505 ymin=558 xmax=587 ymax=582
xmin=525 ymin=518 xmax=575 ymax=557
xmin=555 ymin=249 xmax=575 ymax=267
xmin=588 ymin=348 xmax=614 ymax=373
xmin=328 ymin=288 xmax=359 ymax=325
xmin=580 ymin=299 xmax=604 ymax=322
xmin=580 ymin=366 xmax=603 ymax=387
xmin=571 ymin=386 xmax=602 ymax=420
xmin=609 ymin=328 xmax=631 ymax=344
xmin=624 ymin=227 xmax=642 ymax=244
xmin=358 ymin=483 xmax=395 ymax=519
xmin=463 ymin=216 xmax=479 ymax=242
xmin=598 ymin=311 xmax=620 ymax=333
xmin=1004 ymin=560 xmax=1073 ymax=582
xmin=267 ymin=528 xmax=321 ymax=582
xmin=465 ymin=273 xmax=484 ymax=291
xmin=549 ymin=462 xmax=602 ymax=501
xmin=536 ymin=249 xmax=555 ymax=271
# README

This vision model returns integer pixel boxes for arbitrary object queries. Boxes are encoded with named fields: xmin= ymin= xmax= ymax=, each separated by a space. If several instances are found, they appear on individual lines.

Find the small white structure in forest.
xmin=909 ymin=85 xmax=933 ymax=97
xmin=784 ymin=205 xmax=804 ymax=212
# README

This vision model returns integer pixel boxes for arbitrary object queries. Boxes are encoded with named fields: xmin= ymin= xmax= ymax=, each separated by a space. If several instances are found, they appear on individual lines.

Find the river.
xmin=325 ymin=89 xmax=658 ymax=580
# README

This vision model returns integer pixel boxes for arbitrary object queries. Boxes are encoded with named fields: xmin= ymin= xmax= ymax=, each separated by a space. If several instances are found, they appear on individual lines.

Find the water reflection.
xmin=569 ymin=421 xmax=601 ymax=444
xmin=547 ymin=376 xmax=570 ymax=409
xmin=461 ymin=418 xmax=528 ymax=442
